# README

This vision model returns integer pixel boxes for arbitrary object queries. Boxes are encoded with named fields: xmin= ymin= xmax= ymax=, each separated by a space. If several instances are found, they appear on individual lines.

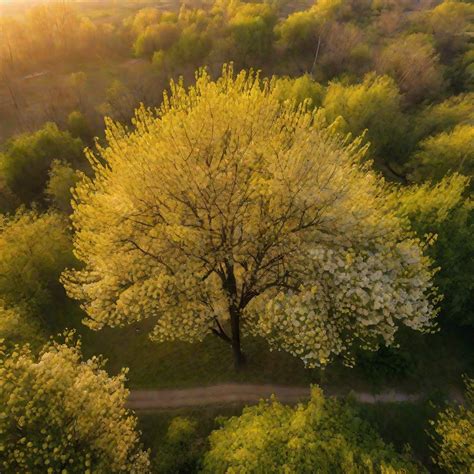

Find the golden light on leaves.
xmin=62 ymin=66 xmax=439 ymax=367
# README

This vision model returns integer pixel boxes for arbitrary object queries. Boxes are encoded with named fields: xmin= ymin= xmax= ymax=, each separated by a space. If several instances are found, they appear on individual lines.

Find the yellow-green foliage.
xmin=62 ymin=67 xmax=439 ymax=368
xmin=409 ymin=124 xmax=474 ymax=183
xmin=129 ymin=7 xmax=162 ymax=35
xmin=323 ymin=74 xmax=407 ymax=159
xmin=0 ymin=334 xmax=150 ymax=472
xmin=311 ymin=0 xmax=345 ymax=19
xmin=228 ymin=2 xmax=276 ymax=62
xmin=430 ymin=377 xmax=474 ymax=473
xmin=0 ymin=123 xmax=84 ymax=205
xmin=168 ymin=27 xmax=211 ymax=68
xmin=154 ymin=417 xmax=200 ymax=473
xmin=0 ymin=175 xmax=18 ymax=214
xmin=377 ymin=33 xmax=444 ymax=105
xmin=272 ymin=74 xmax=325 ymax=108
xmin=0 ymin=210 xmax=75 ymax=311
xmin=275 ymin=9 xmax=320 ymax=52
xmin=429 ymin=0 xmax=474 ymax=56
xmin=414 ymin=93 xmax=474 ymax=140
xmin=67 ymin=110 xmax=93 ymax=143
xmin=275 ymin=0 xmax=343 ymax=53
xmin=392 ymin=174 xmax=470 ymax=227
xmin=0 ymin=301 xmax=44 ymax=351
xmin=134 ymin=23 xmax=180 ymax=58
xmin=391 ymin=174 xmax=474 ymax=325
xmin=203 ymin=386 xmax=423 ymax=473
xmin=45 ymin=160 xmax=81 ymax=214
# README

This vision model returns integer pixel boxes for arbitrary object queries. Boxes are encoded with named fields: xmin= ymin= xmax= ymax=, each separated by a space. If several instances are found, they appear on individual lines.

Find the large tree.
xmin=63 ymin=68 xmax=439 ymax=368
xmin=203 ymin=386 xmax=422 ymax=473
xmin=0 ymin=334 xmax=150 ymax=472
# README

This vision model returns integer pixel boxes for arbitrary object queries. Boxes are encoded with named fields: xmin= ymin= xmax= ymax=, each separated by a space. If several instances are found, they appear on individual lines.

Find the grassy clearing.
xmin=54 ymin=300 xmax=473 ymax=394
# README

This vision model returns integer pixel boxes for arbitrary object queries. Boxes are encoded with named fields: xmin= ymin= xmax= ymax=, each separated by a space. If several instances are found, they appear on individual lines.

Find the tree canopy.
xmin=0 ymin=334 xmax=150 ymax=472
xmin=430 ymin=377 xmax=474 ymax=473
xmin=413 ymin=93 xmax=474 ymax=141
xmin=0 ymin=123 xmax=84 ymax=206
xmin=272 ymin=75 xmax=324 ymax=109
xmin=409 ymin=124 xmax=474 ymax=185
xmin=203 ymin=386 xmax=422 ymax=473
xmin=0 ymin=301 xmax=44 ymax=351
xmin=63 ymin=67 xmax=439 ymax=369
xmin=323 ymin=73 xmax=407 ymax=161
xmin=45 ymin=160 xmax=81 ymax=214
xmin=391 ymin=174 xmax=474 ymax=326
xmin=376 ymin=33 xmax=444 ymax=105
xmin=0 ymin=210 xmax=75 ymax=312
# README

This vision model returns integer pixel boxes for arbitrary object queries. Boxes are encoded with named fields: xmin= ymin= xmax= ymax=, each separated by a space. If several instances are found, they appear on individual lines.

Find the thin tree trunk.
xmin=2 ymin=73 xmax=25 ymax=131
xmin=222 ymin=260 xmax=246 ymax=369
xmin=230 ymin=306 xmax=246 ymax=370
xmin=310 ymin=34 xmax=322 ymax=78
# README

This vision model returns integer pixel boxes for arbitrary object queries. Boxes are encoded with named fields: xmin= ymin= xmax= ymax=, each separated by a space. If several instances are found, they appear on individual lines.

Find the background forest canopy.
xmin=1 ymin=0 xmax=473 ymax=326
xmin=0 ymin=0 xmax=473 ymax=473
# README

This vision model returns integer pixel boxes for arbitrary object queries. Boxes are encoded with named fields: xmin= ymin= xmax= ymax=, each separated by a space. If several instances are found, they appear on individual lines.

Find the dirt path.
xmin=127 ymin=384 xmax=424 ymax=410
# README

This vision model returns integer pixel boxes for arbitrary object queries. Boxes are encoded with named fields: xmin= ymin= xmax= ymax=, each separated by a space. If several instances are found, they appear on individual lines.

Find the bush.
xmin=0 ymin=333 xmax=150 ymax=472
xmin=0 ymin=300 xmax=45 ymax=351
xmin=154 ymin=417 xmax=201 ymax=473
xmin=430 ymin=377 xmax=474 ymax=473
xmin=323 ymin=73 xmax=407 ymax=161
xmin=203 ymin=386 xmax=423 ymax=472
xmin=0 ymin=210 xmax=75 ymax=313
xmin=67 ymin=110 xmax=93 ymax=143
xmin=409 ymin=124 xmax=474 ymax=185
xmin=358 ymin=346 xmax=417 ymax=385
xmin=0 ymin=123 xmax=84 ymax=206
xmin=45 ymin=160 xmax=81 ymax=214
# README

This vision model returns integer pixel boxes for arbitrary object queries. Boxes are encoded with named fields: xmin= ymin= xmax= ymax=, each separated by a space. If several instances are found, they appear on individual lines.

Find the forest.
xmin=0 ymin=0 xmax=473 ymax=472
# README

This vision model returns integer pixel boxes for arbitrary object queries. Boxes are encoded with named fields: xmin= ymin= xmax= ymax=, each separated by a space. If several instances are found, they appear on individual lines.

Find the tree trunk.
xmin=230 ymin=307 xmax=246 ymax=370
xmin=310 ymin=34 xmax=322 ymax=78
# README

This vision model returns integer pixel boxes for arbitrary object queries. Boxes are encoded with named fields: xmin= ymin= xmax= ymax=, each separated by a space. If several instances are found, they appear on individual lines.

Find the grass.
xmin=138 ymin=404 xmax=244 ymax=462
xmin=54 ymin=300 xmax=473 ymax=394
xmin=357 ymin=398 xmax=446 ymax=471
xmin=74 ymin=311 xmax=323 ymax=389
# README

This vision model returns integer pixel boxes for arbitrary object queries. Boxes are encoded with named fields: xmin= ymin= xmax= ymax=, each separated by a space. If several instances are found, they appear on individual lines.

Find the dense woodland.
xmin=0 ymin=0 xmax=473 ymax=472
